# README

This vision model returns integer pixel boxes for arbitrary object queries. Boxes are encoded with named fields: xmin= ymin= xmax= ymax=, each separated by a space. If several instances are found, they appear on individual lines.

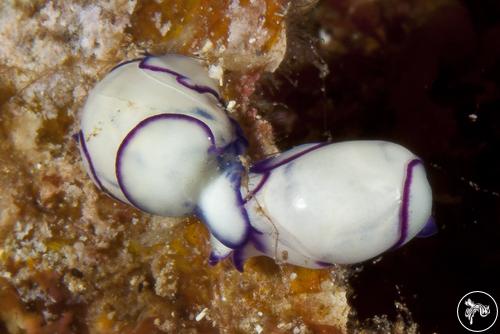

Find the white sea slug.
xmin=199 ymin=141 xmax=434 ymax=270
xmin=78 ymin=55 xmax=246 ymax=217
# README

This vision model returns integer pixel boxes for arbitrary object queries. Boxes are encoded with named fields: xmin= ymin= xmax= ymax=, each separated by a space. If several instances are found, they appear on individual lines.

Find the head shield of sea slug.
xmin=79 ymin=55 xmax=246 ymax=217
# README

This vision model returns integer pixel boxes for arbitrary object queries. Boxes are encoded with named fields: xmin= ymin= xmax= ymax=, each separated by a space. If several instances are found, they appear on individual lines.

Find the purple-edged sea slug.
xmin=199 ymin=141 xmax=434 ymax=270
xmin=79 ymin=55 xmax=246 ymax=217
xmin=79 ymin=55 xmax=434 ymax=271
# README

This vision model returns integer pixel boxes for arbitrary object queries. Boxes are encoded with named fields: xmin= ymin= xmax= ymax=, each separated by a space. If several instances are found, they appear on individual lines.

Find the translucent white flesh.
xmin=197 ymin=169 xmax=248 ymax=247
xmin=209 ymin=234 xmax=233 ymax=259
xmin=118 ymin=117 xmax=216 ymax=216
xmin=80 ymin=55 xmax=235 ymax=214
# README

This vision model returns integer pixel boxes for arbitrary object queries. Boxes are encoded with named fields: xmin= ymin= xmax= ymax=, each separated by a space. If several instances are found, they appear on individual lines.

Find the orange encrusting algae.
xmin=130 ymin=0 xmax=290 ymax=71
xmin=130 ymin=0 xmax=231 ymax=53
xmin=262 ymin=0 xmax=288 ymax=52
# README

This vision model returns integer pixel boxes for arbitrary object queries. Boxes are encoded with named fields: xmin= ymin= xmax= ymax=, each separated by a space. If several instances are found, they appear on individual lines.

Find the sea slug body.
xmin=199 ymin=141 xmax=434 ymax=270
xmin=79 ymin=55 xmax=245 ymax=217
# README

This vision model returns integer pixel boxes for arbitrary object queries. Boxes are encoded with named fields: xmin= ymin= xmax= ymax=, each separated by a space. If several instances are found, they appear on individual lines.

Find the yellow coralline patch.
xmin=287 ymin=266 xmax=331 ymax=295
xmin=94 ymin=313 xmax=114 ymax=333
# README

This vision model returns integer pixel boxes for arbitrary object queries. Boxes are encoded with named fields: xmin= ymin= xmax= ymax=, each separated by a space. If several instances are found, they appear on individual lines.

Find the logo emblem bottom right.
xmin=457 ymin=291 xmax=498 ymax=332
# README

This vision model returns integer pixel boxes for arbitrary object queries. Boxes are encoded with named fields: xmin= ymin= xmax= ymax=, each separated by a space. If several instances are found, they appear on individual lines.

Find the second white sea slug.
xmin=199 ymin=141 xmax=434 ymax=270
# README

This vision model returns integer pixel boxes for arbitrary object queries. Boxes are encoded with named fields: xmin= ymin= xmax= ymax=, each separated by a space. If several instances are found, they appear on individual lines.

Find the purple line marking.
xmin=208 ymin=253 xmax=219 ymax=266
xmin=216 ymin=166 xmax=251 ymax=248
xmin=392 ymin=158 xmax=423 ymax=249
xmin=208 ymin=250 xmax=232 ymax=266
xmin=232 ymin=247 xmax=246 ymax=272
xmin=244 ymin=172 xmax=270 ymax=203
xmin=79 ymin=131 xmax=105 ymax=191
xmin=138 ymin=56 xmax=226 ymax=106
xmin=79 ymin=131 xmax=124 ymax=203
xmin=111 ymin=56 xmax=249 ymax=158
xmin=108 ymin=58 xmax=143 ymax=73
xmin=194 ymin=107 xmax=215 ymax=120
xmin=228 ymin=117 xmax=249 ymax=154
xmin=316 ymin=260 xmax=334 ymax=268
xmin=250 ymin=142 xmax=329 ymax=174
xmin=195 ymin=204 xmax=247 ymax=250
xmin=417 ymin=216 xmax=438 ymax=238
xmin=251 ymin=230 xmax=266 ymax=250
xmin=115 ymin=113 xmax=217 ymax=212
xmin=245 ymin=142 xmax=330 ymax=202
xmin=231 ymin=232 xmax=266 ymax=272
